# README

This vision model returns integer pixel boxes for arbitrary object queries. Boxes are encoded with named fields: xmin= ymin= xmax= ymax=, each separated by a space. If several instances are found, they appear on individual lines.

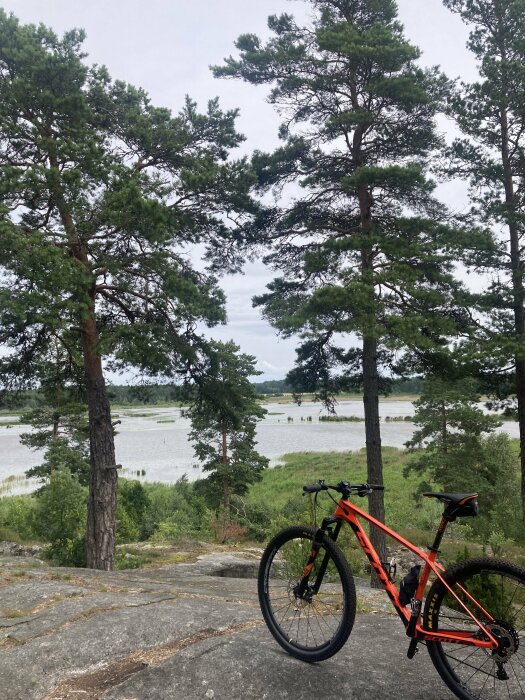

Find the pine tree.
xmin=188 ymin=341 xmax=268 ymax=517
xmin=442 ymin=0 xmax=525 ymax=524
xmin=0 ymin=12 xmax=256 ymax=568
xmin=214 ymin=0 xmax=474 ymax=577
xmin=405 ymin=377 xmax=501 ymax=474
xmin=404 ymin=377 xmax=521 ymax=542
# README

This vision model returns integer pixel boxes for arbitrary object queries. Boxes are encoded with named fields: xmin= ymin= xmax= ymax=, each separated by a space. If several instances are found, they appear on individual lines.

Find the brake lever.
xmin=357 ymin=487 xmax=372 ymax=497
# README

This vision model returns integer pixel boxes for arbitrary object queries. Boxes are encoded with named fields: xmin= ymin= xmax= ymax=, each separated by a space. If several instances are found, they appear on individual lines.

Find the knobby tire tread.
xmin=423 ymin=557 xmax=525 ymax=700
xmin=258 ymin=525 xmax=356 ymax=662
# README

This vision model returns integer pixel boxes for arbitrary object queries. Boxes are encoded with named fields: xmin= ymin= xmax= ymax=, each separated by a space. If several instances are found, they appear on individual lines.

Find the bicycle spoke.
xmin=509 ymin=656 xmax=525 ymax=697
xmin=426 ymin=562 xmax=525 ymax=699
xmin=261 ymin=529 xmax=352 ymax=655
xmin=474 ymin=657 xmax=493 ymax=694
xmin=444 ymin=651 xmax=494 ymax=679
xmin=450 ymin=646 xmax=487 ymax=673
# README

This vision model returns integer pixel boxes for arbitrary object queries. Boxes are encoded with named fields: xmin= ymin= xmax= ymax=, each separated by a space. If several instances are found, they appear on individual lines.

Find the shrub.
xmin=116 ymin=502 xmax=139 ymax=543
xmin=34 ymin=468 xmax=87 ymax=566
xmin=149 ymin=517 xmax=189 ymax=543
xmin=143 ymin=478 xmax=213 ymax=543
xmin=209 ymin=514 xmax=247 ymax=544
xmin=0 ymin=495 xmax=37 ymax=541
xmin=117 ymin=479 xmax=149 ymax=541
xmin=229 ymin=495 xmax=273 ymax=541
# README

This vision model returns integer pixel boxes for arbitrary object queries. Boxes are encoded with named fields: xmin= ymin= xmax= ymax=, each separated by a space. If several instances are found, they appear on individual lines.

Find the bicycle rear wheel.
xmin=423 ymin=558 xmax=525 ymax=700
xmin=258 ymin=525 xmax=356 ymax=662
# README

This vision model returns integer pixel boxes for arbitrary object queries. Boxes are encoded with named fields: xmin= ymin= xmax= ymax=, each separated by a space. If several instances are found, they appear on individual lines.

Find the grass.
xmin=249 ymin=447 xmax=420 ymax=514
xmin=111 ymin=402 xmax=187 ymax=410
xmin=246 ymin=447 xmax=504 ymax=565
xmin=3 ymin=608 xmax=30 ymax=619
xmin=48 ymin=572 xmax=72 ymax=581
xmin=120 ymin=411 xmax=161 ymax=418
xmin=115 ymin=544 xmax=203 ymax=569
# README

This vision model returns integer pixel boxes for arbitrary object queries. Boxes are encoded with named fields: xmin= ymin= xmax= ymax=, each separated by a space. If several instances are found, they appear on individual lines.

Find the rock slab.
xmin=0 ymin=551 xmax=454 ymax=699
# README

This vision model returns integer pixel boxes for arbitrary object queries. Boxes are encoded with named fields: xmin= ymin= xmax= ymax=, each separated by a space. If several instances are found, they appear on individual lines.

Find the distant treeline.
xmin=251 ymin=377 xmax=425 ymax=396
xmin=0 ymin=378 xmax=425 ymax=411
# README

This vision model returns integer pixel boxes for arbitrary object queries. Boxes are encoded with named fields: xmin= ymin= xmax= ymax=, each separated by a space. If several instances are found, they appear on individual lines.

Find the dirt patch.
xmin=42 ymin=620 xmax=262 ymax=700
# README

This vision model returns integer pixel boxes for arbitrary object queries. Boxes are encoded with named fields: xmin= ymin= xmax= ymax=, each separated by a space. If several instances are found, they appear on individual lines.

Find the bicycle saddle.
xmin=422 ymin=492 xmax=478 ymax=505
xmin=422 ymin=492 xmax=479 ymax=518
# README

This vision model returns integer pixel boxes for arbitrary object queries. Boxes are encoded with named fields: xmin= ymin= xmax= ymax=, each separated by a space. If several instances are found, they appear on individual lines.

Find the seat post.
xmin=429 ymin=515 xmax=450 ymax=554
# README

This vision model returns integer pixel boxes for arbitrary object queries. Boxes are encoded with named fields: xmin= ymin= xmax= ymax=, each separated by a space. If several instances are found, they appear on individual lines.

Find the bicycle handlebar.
xmin=303 ymin=480 xmax=384 ymax=497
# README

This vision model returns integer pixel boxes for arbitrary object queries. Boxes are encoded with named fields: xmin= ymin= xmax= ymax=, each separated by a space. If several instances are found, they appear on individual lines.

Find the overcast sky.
xmin=1 ymin=1 xmax=480 ymax=381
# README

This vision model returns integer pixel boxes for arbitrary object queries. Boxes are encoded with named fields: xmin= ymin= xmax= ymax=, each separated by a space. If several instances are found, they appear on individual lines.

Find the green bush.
xmin=149 ymin=517 xmax=187 ymax=543
xmin=115 ymin=550 xmax=148 ymax=569
xmin=117 ymin=479 xmax=149 ymax=542
xmin=34 ymin=468 xmax=87 ymax=566
xmin=142 ymin=478 xmax=212 ymax=543
xmin=116 ymin=502 xmax=139 ymax=543
xmin=229 ymin=495 xmax=274 ymax=541
xmin=0 ymin=495 xmax=37 ymax=541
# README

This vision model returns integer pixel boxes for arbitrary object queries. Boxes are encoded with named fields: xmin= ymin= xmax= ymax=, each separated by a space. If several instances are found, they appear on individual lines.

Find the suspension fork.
xmin=296 ymin=516 xmax=342 ymax=598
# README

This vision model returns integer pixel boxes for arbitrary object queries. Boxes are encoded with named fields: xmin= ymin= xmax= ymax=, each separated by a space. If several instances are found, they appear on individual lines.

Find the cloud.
xmin=258 ymin=360 xmax=290 ymax=373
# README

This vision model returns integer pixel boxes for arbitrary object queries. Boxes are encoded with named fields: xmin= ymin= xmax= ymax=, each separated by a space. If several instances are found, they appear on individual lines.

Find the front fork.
xmin=295 ymin=516 xmax=342 ymax=599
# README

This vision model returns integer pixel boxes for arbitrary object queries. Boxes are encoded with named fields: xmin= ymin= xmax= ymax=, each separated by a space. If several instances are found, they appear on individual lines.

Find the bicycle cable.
xmin=326 ymin=490 xmax=341 ymax=508
xmin=307 ymin=488 xmax=341 ymax=530
xmin=307 ymin=490 xmax=319 ymax=530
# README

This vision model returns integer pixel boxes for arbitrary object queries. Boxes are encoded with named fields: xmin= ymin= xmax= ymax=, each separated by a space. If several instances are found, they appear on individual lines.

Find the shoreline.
xmin=0 ymin=395 xmax=421 ymax=417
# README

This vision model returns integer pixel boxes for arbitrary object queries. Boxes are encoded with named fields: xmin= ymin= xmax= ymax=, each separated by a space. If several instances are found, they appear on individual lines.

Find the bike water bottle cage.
xmin=422 ymin=492 xmax=479 ymax=519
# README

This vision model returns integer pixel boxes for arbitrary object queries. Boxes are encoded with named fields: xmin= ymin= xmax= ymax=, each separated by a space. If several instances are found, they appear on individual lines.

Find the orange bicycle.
xmin=258 ymin=480 xmax=525 ymax=699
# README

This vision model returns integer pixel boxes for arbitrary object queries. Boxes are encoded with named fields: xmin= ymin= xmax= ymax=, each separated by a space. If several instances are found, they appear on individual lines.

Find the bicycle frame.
xmin=319 ymin=496 xmax=500 ymax=651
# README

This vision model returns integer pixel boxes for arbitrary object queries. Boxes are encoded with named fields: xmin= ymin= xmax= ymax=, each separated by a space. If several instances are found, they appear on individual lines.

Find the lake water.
xmin=0 ymin=400 xmax=519 ymax=492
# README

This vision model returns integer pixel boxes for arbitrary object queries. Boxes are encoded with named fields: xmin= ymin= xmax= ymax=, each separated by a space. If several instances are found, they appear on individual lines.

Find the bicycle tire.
xmin=423 ymin=557 xmax=525 ymax=700
xmin=258 ymin=525 xmax=356 ymax=662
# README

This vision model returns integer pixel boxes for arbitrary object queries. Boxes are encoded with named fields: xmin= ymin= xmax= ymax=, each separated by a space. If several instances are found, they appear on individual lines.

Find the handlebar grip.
xmin=368 ymin=484 xmax=384 ymax=491
xmin=303 ymin=483 xmax=325 ymax=494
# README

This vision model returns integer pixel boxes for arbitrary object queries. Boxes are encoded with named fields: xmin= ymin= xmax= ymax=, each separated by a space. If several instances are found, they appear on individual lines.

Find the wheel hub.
xmin=291 ymin=581 xmax=314 ymax=605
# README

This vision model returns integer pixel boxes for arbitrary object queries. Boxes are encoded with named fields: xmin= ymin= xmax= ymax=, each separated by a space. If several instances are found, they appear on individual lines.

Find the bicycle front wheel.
xmin=423 ymin=557 xmax=525 ymax=700
xmin=258 ymin=525 xmax=356 ymax=662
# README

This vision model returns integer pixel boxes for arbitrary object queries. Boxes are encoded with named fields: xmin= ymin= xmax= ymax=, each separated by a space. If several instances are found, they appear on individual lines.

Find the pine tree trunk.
xmin=222 ymin=426 xmax=230 ymax=515
xmin=47 ymin=149 xmax=118 ymax=568
xmin=362 ymin=335 xmax=387 ymax=587
xmin=516 ymin=362 xmax=525 ymax=525
xmin=501 ymin=105 xmax=525 ymax=525
xmin=82 ymin=298 xmax=118 ymax=570
xmin=358 ymin=182 xmax=387 ymax=588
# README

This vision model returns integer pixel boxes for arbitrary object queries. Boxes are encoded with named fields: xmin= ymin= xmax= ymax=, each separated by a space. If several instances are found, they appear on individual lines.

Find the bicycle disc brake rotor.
xmin=290 ymin=581 xmax=314 ymax=605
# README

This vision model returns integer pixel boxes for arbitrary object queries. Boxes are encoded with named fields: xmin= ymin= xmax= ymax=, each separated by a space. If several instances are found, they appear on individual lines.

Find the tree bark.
xmin=362 ymin=335 xmax=387 ymax=586
xmin=222 ymin=426 xmax=230 ymax=515
xmin=50 ymin=173 xmax=118 ymax=569
xmin=82 ymin=294 xmax=118 ymax=570
xmin=358 ymin=183 xmax=387 ymax=588
xmin=500 ymin=104 xmax=525 ymax=525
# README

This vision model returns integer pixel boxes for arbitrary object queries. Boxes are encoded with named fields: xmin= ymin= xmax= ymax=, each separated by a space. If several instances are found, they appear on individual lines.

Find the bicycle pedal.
xmin=407 ymin=639 xmax=419 ymax=659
